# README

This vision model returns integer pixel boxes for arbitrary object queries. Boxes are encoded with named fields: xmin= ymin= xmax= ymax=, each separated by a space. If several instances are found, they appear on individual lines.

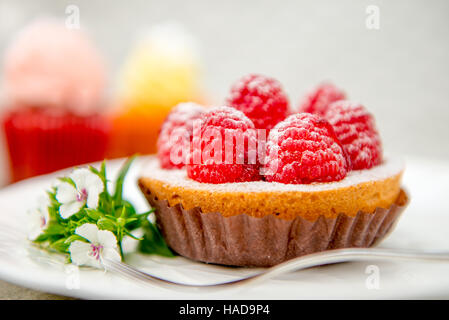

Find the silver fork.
xmin=2 ymin=224 xmax=449 ymax=291
xmin=101 ymin=248 xmax=449 ymax=291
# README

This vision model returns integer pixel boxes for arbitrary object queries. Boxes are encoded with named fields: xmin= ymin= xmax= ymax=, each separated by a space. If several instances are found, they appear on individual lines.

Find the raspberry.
xmin=227 ymin=74 xmax=289 ymax=130
xmin=157 ymin=102 xmax=205 ymax=169
xmin=299 ymin=83 xmax=346 ymax=116
xmin=325 ymin=101 xmax=382 ymax=170
xmin=264 ymin=113 xmax=349 ymax=184
xmin=186 ymin=106 xmax=260 ymax=183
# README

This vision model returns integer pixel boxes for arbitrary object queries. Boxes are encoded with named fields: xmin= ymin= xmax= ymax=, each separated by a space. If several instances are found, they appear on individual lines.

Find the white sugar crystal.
xmin=140 ymin=156 xmax=404 ymax=193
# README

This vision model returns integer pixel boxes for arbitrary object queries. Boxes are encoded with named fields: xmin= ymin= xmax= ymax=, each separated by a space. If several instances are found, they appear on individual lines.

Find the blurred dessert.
xmin=1 ymin=19 xmax=109 ymax=182
xmin=107 ymin=22 xmax=203 ymax=158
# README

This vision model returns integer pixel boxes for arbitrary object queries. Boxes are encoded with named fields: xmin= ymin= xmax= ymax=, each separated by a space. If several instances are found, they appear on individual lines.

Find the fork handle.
xmin=102 ymin=247 xmax=449 ymax=291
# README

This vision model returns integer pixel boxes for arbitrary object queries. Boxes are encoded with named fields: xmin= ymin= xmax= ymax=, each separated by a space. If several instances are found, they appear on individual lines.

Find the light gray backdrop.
xmin=0 ymin=0 xmax=448 ymax=185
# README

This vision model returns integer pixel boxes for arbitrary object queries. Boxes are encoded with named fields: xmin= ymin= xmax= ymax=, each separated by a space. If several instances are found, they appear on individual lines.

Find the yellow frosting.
xmin=117 ymin=23 xmax=202 ymax=112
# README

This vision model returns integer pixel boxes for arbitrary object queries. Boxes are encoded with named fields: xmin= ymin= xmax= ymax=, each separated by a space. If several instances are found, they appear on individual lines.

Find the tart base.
xmin=139 ymin=183 xmax=408 ymax=267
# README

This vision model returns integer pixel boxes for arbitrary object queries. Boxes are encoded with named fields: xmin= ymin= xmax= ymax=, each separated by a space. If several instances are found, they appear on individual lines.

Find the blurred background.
xmin=0 ymin=0 xmax=448 ymax=186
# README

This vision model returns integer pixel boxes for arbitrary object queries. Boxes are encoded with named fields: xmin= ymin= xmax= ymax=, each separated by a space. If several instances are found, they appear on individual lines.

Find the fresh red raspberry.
xmin=157 ymin=102 xmax=205 ymax=169
xmin=186 ymin=106 xmax=260 ymax=183
xmin=264 ymin=113 xmax=349 ymax=184
xmin=324 ymin=101 xmax=382 ymax=170
xmin=227 ymin=74 xmax=289 ymax=130
xmin=299 ymin=83 xmax=346 ymax=116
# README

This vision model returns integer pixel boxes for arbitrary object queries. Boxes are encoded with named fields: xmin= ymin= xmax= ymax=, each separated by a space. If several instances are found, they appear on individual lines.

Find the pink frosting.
xmin=2 ymin=19 xmax=106 ymax=114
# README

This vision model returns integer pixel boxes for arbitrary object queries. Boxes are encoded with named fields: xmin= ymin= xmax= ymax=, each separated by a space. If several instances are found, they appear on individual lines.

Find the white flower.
xmin=69 ymin=224 xmax=121 ymax=269
xmin=56 ymin=168 xmax=104 ymax=219
xmin=27 ymin=196 xmax=50 ymax=240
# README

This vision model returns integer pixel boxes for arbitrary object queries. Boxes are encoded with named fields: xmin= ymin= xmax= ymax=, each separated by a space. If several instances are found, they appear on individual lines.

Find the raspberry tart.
xmin=139 ymin=77 xmax=408 ymax=267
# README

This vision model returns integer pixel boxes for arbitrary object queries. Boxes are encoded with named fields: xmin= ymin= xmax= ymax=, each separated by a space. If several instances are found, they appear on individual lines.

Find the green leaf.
xmin=85 ymin=208 xmax=103 ymax=221
xmin=89 ymin=166 xmax=100 ymax=176
xmin=117 ymin=217 xmax=126 ymax=227
xmin=121 ymin=200 xmax=137 ymax=214
xmin=100 ymin=160 xmax=107 ymax=178
xmin=124 ymin=229 xmax=144 ymax=241
xmin=32 ymin=233 xmax=49 ymax=243
xmin=97 ymin=218 xmax=116 ymax=232
xmin=105 ymin=214 xmax=117 ymax=221
xmin=45 ymin=223 xmax=66 ymax=235
xmin=125 ymin=217 xmax=138 ymax=224
xmin=73 ymin=209 xmax=87 ymax=220
xmin=46 ymin=190 xmax=60 ymax=207
xmin=64 ymin=234 xmax=86 ymax=244
xmin=138 ymin=221 xmax=175 ymax=257
xmin=90 ymin=161 xmax=108 ymax=191
xmin=57 ymin=177 xmax=75 ymax=187
xmin=50 ymin=238 xmax=70 ymax=253
xmin=113 ymin=155 xmax=137 ymax=205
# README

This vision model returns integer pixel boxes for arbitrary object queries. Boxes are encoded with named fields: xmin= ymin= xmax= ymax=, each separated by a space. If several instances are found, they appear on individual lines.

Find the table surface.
xmin=0 ymin=280 xmax=73 ymax=300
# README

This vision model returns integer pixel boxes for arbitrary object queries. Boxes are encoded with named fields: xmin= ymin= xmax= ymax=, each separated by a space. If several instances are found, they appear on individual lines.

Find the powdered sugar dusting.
xmin=140 ymin=156 xmax=404 ymax=193
xmin=227 ymin=74 xmax=289 ymax=130
xmin=157 ymin=102 xmax=205 ymax=169
xmin=298 ymin=82 xmax=346 ymax=115
xmin=325 ymin=101 xmax=382 ymax=170
xmin=161 ymin=102 xmax=204 ymax=128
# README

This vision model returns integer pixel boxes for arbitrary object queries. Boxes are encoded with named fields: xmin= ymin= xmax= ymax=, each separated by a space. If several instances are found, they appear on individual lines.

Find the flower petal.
xmin=27 ymin=209 xmax=43 ymax=241
xmin=72 ymin=168 xmax=103 ymax=193
xmin=69 ymin=241 xmax=92 ymax=265
xmin=75 ymin=223 xmax=99 ymax=244
xmin=86 ymin=174 xmax=104 ymax=209
xmin=86 ymin=187 xmax=101 ymax=209
xmin=38 ymin=196 xmax=50 ymax=227
xmin=70 ymin=168 xmax=91 ymax=192
xmin=59 ymin=201 xmax=84 ymax=219
xmin=42 ymin=207 xmax=50 ymax=228
xmin=55 ymin=182 xmax=77 ymax=204
xmin=97 ymin=230 xmax=118 ymax=249
xmin=85 ymin=170 xmax=104 ymax=192
xmin=27 ymin=195 xmax=51 ymax=240
xmin=102 ymin=248 xmax=121 ymax=263
xmin=69 ymin=241 xmax=101 ymax=269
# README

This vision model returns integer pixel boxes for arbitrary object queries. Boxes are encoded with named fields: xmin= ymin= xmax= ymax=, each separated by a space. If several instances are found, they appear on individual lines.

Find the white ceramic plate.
xmin=0 ymin=156 xmax=449 ymax=300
